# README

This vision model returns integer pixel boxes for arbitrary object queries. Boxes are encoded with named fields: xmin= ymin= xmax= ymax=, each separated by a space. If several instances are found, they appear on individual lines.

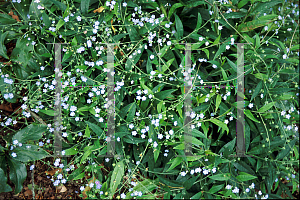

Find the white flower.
xmin=205 ymin=41 xmax=209 ymax=46
xmin=132 ymin=131 xmax=137 ymax=136
xmin=212 ymin=64 xmax=217 ymax=69
xmin=77 ymin=16 xmax=81 ymax=21
xmin=11 ymin=152 xmax=17 ymax=158
xmin=248 ymin=103 xmax=253 ymax=109
xmin=212 ymin=167 xmax=217 ymax=173
xmin=199 ymin=36 xmax=204 ymax=41
xmin=218 ymin=25 xmax=223 ymax=30
xmin=80 ymin=186 xmax=85 ymax=191
xmin=232 ymin=187 xmax=239 ymax=194
xmin=121 ymin=193 xmax=126 ymax=199
xmin=226 ymin=184 xmax=232 ymax=190
xmin=203 ymin=169 xmax=209 ymax=175
xmin=249 ymin=182 xmax=255 ymax=189
xmin=180 ymin=171 xmax=186 ymax=176
xmin=167 ymin=41 xmax=172 ymax=46
xmin=226 ymin=45 xmax=230 ymax=50
xmin=150 ymin=54 xmax=154 ymax=59
xmin=195 ymin=167 xmax=202 ymax=173
xmin=283 ymin=54 xmax=287 ymax=59
xmin=64 ymin=16 xmax=69 ymax=22
xmin=122 ymin=2 xmax=127 ymax=7
xmin=81 ymin=76 xmax=87 ymax=82
xmin=158 ymin=134 xmax=163 ymax=139
xmin=70 ymin=106 xmax=77 ymax=112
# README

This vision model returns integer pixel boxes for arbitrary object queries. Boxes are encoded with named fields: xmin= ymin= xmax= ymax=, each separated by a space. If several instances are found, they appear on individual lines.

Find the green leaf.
xmin=71 ymin=36 xmax=77 ymax=46
xmin=84 ymin=121 xmax=104 ymax=136
xmin=11 ymin=47 xmax=32 ymax=69
xmin=12 ymin=124 xmax=48 ymax=143
xmin=125 ymin=19 xmax=141 ymax=44
xmin=208 ymin=184 xmax=224 ymax=194
xmin=161 ymin=58 xmax=175 ymax=73
xmin=64 ymin=147 xmax=78 ymax=156
xmin=215 ymin=94 xmax=221 ymax=112
xmin=238 ymin=0 xmax=250 ymax=8
xmin=123 ymin=135 xmax=145 ymax=144
xmin=110 ymin=160 xmax=124 ymax=194
xmin=154 ymin=144 xmax=161 ymax=162
xmin=209 ymin=173 xmax=231 ymax=181
xmin=140 ymin=78 xmax=154 ymax=95
xmin=7 ymin=159 xmax=27 ymax=194
xmin=226 ymin=57 xmax=237 ymax=72
xmin=238 ymin=19 xmax=272 ymax=32
xmin=56 ymin=19 xmax=65 ymax=31
xmin=41 ymin=53 xmax=52 ymax=58
xmin=0 ymin=13 xmax=17 ymax=24
xmin=68 ymin=166 xmax=84 ymax=180
xmin=276 ymin=139 xmax=297 ymax=160
xmin=250 ymin=80 xmax=262 ymax=102
xmin=157 ymin=101 xmax=163 ymax=113
xmin=209 ymin=118 xmax=229 ymax=134
xmin=168 ymin=3 xmax=183 ymax=19
xmin=85 ymin=124 xmax=90 ymax=138
xmin=42 ymin=12 xmax=51 ymax=27
xmin=196 ymin=12 xmax=202 ymax=30
xmin=290 ymin=44 xmax=299 ymax=51
xmin=174 ymin=13 xmax=183 ymax=39
xmin=0 ymin=32 xmax=9 ymax=59
xmin=214 ymin=43 xmax=227 ymax=60
xmin=192 ymin=129 xmax=208 ymax=140
xmin=49 ymin=0 xmax=67 ymax=11
xmin=220 ymin=67 xmax=228 ymax=81
xmin=155 ymin=89 xmax=177 ymax=100
xmin=257 ymin=102 xmax=275 ymax=113
xmin=39 ymin=109 xmax=55 ymax=116
xmin=157 ymin=175 xmax=183 ymax=187
xmin=0 ymin=168 xmax=12 ymax=193
xmin=13 ymin=144 xmax=49 ymax=162
xmin=213 ymin=34 xmax=221 ymax=46
xmin=166 ymin=157 xmax=183 ymax=172
xmin=255 ymin=33 xmax=261 ymax=50
xmin=81 ymin=0 xmax=90 ymax=14
xmin=80 ymin=148 xmax=92 ymax=164
xmin=126 ymin=179 xmax=158 ymax=198
xmin=244 ymin=109 xmax=260 ymax=123
xmin=254 ymin=73 xmax=268 ymax=80
xmin=236 ymin=172 xmax=257 ymax=182
xmin=174 ymin=143 xmax=185 ymax=150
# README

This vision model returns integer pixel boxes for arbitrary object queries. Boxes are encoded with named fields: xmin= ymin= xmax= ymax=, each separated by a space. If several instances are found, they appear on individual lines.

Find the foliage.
xmin=0 ymin=0 xmax=299 ymax=199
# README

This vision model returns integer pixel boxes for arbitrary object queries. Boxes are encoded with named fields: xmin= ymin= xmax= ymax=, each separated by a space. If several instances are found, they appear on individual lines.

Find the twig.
xmin=31 ymin=161 xmax=35 ymax=200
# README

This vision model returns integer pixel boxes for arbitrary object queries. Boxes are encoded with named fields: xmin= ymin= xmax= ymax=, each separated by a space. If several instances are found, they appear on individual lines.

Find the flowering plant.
xmin=0 ymin=0 xmax=299 ymax=199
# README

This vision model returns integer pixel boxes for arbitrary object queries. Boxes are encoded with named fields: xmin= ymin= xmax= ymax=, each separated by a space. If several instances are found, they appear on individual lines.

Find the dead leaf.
xmin=45 ymin=168 xmax=62 ymax=176
xmin=111 ymin=18 xmax=116 ymax=35
xmin=8 ymin=10 xmax=21 ymax=22
xmin=82 ymin=176 xmax=96 ymax=199
xmin=24 ymin=190 xmax=32 ymax=196
xmin=57 ymin=185 xmax=67 ymax=193
xmin=93 ymin=6 xmax=105 ymax=13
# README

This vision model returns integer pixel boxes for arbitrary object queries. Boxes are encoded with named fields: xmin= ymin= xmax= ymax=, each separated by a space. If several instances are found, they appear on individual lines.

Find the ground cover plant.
xmin=0 ymin=0 xmax=299 ymax=199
